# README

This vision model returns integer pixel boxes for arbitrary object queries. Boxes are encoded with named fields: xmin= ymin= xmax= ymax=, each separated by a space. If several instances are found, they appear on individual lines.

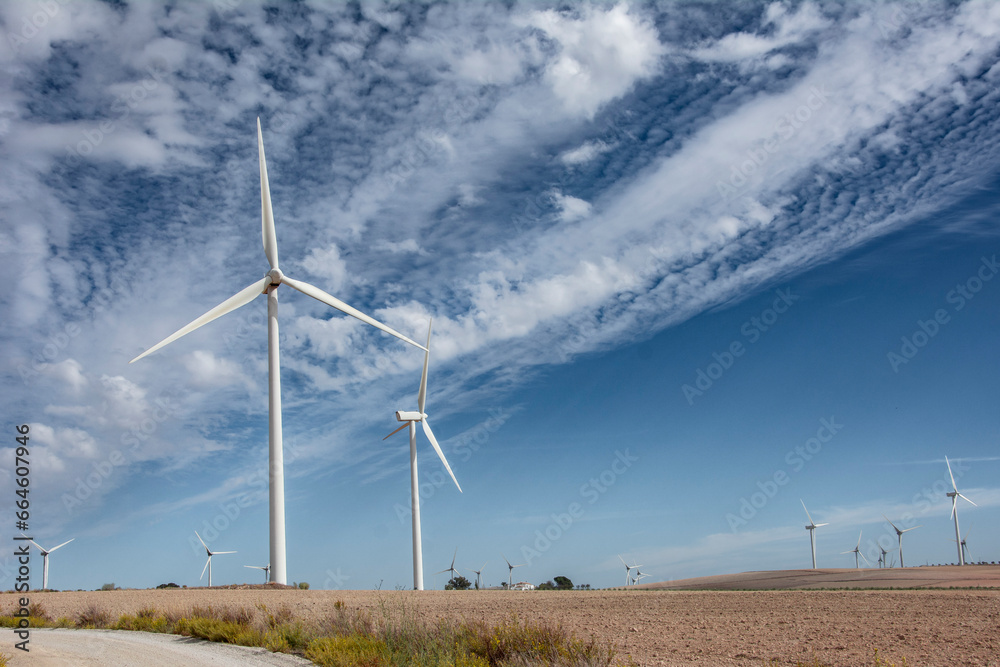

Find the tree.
xmin=446 ymin=576 xmax=471 ymax=590
xmin=554 ymin=576 xmax=573 ymax=590
xmin=537 ymin=580 xmax=555 ymax=590
xmin=298 ymin=582 xmax=309 ymax=590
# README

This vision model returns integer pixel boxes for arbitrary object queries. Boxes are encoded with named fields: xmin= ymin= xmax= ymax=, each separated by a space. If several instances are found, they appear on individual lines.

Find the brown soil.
xmin=3 ymin=566 xmax=999 ymax=666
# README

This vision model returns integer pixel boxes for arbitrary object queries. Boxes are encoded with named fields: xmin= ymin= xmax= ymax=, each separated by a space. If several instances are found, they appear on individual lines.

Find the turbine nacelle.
xmin=396 ymin=410 xmax=426 ymax=422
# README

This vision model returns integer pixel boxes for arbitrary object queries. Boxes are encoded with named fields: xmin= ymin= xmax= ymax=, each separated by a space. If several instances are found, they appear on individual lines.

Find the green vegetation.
xmin=0 ymin=597 xmax=622 ymax=666
xmin=446 ymin=575 xmax=472 ymax=590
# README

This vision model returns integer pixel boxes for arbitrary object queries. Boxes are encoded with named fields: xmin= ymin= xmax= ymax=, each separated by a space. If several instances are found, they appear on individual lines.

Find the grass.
xmin=0 ymin=598 xmax=623 ymax=666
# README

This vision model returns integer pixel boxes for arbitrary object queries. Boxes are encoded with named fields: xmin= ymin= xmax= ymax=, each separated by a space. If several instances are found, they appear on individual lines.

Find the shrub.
xmin=77 ymin=604 xmax=112 ymax=628
xmin=298 ymin=582 xmax=310 ymax=590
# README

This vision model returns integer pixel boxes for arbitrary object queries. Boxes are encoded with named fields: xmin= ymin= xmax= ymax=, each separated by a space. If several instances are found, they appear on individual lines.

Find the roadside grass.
xmin=0 ymin=598 xmax=623 ymax=666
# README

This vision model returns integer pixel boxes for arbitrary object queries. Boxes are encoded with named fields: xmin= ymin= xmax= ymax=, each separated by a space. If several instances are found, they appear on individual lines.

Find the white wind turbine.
xmin=502 ymin=553 xmax=525 ymax=588
xmin=877 ymin=544 xmax=890 ymax=568
xmin=840 ymin=530 xmax=870 ymax=569
xmin=25 ymin=536 xmax=73 ymax=590
xmin=953 ymin=526 xmax=972 ymax=564
xmin=435 ymin=548 xmax=459 ymax=586
xmin=801 ymin=500 xmax=828 ymax=569
xmin=244 ymin=564 xmax=270 ymax=583
xmin=468 ymin=562 xmax=487 ymax=589
xmin=196 ymin=531 xmax=236 ymax=587
xmin=945 ymin=456 xmax=977 ymax=566
xmin=634 ymin=569 xmax=650 ymax=585
xmin=130 ymin=119 xmax=425 ymax=585
xmin=383 ymin=319 xmax=461 ymax=590
xmin=618 ymin=554 xmax=636 ymax=586
xmin=883 ymin=515 xmax=921 ymax=568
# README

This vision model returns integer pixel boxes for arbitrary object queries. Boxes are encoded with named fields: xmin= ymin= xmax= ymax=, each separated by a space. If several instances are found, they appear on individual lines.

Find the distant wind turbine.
xmin=877 ymin=544 xmax=890 ymax=568
xmin=435 ymin=548 xmax=458 ymax=586
xmin=840 ymin=530 xmax=870 ymax=569
xmin=634 ymin=569 xmax=651 ymax=585
xmin=130 ymin=119 xmax=425 ymax=585
xmin=502 ymin=553 xmax=525 ymax=588
xmin=883 ymin=515 xmax=921 ymax=568
xmin=244 ymin=564 xmax=270 ymax=583
xmin=468 ymin=562 xmax=487 ymax=589
xmin=25 ymin=536 xmax=73 ymax=590
xmin=196 ymin=531 xmax=236 ymax=587
xmin=945 ymin=456 xmax=977 ymax=566
xmin=383 ymin=319 xmax=462 ymax=590
xmin=801 ymin=500 xmax=829 ymax=569
xmin=618 ymin=554 xmax=637 ymax=586
xmin=952 ymin=526 xmax=973 ymax=565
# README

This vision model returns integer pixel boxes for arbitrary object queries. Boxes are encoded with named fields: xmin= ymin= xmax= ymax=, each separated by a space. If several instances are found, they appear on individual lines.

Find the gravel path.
xmin=5 ymin=628 xmax=313 ymax=666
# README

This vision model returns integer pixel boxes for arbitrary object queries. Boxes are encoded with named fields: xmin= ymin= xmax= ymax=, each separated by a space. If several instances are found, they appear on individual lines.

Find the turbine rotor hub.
xmin=267 ymin=267 xmax=284 ymax=286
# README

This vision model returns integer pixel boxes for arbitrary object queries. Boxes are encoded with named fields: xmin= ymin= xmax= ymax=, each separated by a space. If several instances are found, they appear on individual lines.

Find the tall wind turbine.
xmin=435 ymin=548 xmax=458 ymax=586
xmin=800 ymin=500 xmax=828 ymax=569
xmin=130 ymin=119 xmax=425 ymax=585
xmin=945 ymin=456 xmax=977 ymax=565
xmin=618 ymin=554 xmax=637 ymax=586
xmin=840 ymin=530 xmax=870 ymax=569
xmin=244 ymin=564 xmax=270 ymax=583
xmin=634 ymin=569 xmax=651 ymax=585
xmin=383 ymin=319 xmax=461 ymax=590
xmin=877 ymin=544 xmax=889 ymax=568
xmin=196 ymin=531 xmax=236 ymax=587
xmin=25 ymin=537 xmax=73 ymax=590
xmin=883 ymin=515 xmax=921 ymax=568
xmin=468 ymin=562 xmax=487 ymax=589
xmin=502 ymin=553 xmax=524 ymax=588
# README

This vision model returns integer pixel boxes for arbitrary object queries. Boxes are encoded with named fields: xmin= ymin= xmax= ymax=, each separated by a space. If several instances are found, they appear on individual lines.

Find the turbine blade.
xmin=417 ymin=319 xmax=432 ymax=414
xmin=383 ymin=422 xmax=410 ymax=440
xmin=945 ymin=456 xmax=958 ymax=492
xmin=800 ymin=499 xmax=814 ymax=525
xmin=957 ymin=492 xmax=977 ymax=507
xmin=195 ymin=531 xmax=209 ymax=551
xmin=201 ymin=558 xmax=210 ymax=580
xmin=26 ymin=538 xmax=45 ymax=553
xmin=130 ymin=276 xmax=270 ymax=363
xmin=216 ymin=550 xmax=237 ymax=555
xmin=815 ymin=522 xmax=829 ymax=527
xmin=258 ymin=118 xmax=278 ymax=270
xmin=503 ymin=554 xmax=512 ymax=568
xmin=423 ymin=419 xmax=461 ymax=492
xmin=280 ymin=275 xmax=426 ymax=350
xmin=49 ymin=539 xmax=74 ymax=552
xmin=618 ymin=554 xmax=627 ymax=567
xmin=901 ymin=525 xmax=922 ymax=532
xmin=882 ymin=514 xmax=900 ymax=532
xmin=860 ymin=551 xmax=871 ymax=566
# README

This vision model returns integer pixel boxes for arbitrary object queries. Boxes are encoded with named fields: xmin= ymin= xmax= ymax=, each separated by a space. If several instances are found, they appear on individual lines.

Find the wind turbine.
xmin=244 ymin=564 xmax=270 ymax=583
xmin=945 ymin=456 xmax=977 ymax=566
xmin=468 ymin=562 xmax=487 ymax=589
xmin=840 ymin=530 xmax=870 ymax=569
xmin=435 ymin=548 xmax=458 ymax=586
xmin=801 ymin=500 xmax=828 ymax=569
xmin=883 ymin=515 xmax=921 ymax=568
xmin=634 ymin=569 xmax=650 ymax=585
xmin=130 ymin=119 xmax=425 ymax=585
xmin=502 ymin=553 xmax=524 ymax=588
xmin=25 ymin=536 xmax=73 ymax=590
xmin=196 ymin=531 xmax=236 ymax=587
xmin=383 ymin=319 xmax=461 ymax=590
xmin=877 ymin=544 xmax=889 ymax=568
xmin=952 ymin=526 xmax=973 ymax=565
xmin=618 ymin=554 xmax=636 ymax=586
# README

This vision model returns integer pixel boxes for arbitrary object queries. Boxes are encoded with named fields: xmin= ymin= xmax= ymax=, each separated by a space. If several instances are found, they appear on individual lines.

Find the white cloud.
xmin=301 ymin=244 xmax=349 ymax=292
xmin=552 ymin=191 xmax=593 ymax=222
xmin=691 ymin=2 xmax=829 ymax=64
xmin=560 ymin=140 xmax=611 ymax=165
xmin=526 ymin=4 xmax=664 ymax=118
xmin=181 ymin=350 xmax=251 ymax=390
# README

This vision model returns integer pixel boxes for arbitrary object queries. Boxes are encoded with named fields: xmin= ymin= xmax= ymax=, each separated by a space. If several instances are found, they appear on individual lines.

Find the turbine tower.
xmin=954 ymin=527 xmax=972 ymax=564
xmin=196 ymin=531 xmax=236 ymax=587
xmin=25 ymin=537 xmax=73 ymax=590
xmin=435 ymin=548 xmax=458 ymax=587
xmin=502 ymin=553 xmax=524 ymax=588
xmin=131 ymin=119 xmax=425 ymax=584
xmin=244 ymin=564 xmax=270 ymax=583
xmin=883 ymin=515 xmax=921 ymax=568
xmin=801 ymin=500 xmax=828 ymax=569
xmin=945 ymin=456 xmax=977 ymax=566
xmin=383 ymin=320 xmax=462 ymax=590
xmin=840 ymin=530 xmax=870 ymax=569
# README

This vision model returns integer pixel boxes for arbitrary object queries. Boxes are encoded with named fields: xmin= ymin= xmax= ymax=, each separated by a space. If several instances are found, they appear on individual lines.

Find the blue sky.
xmin=2 ymin=1 xmax=999 ymax=592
